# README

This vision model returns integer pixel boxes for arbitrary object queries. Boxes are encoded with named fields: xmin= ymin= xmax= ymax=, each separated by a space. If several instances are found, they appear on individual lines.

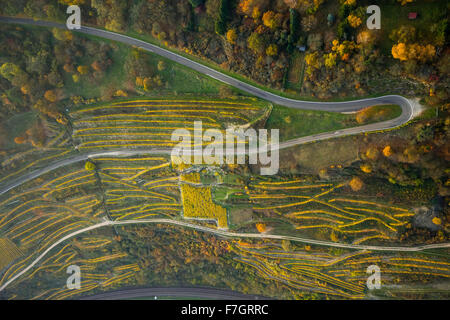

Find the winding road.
xmin=0 ymin=16 xmax=420 ymax=196
xmin=1 ymin=218 xmax=450 ymax=293
xmin=0 ymin=17 xmax=444 ymax=295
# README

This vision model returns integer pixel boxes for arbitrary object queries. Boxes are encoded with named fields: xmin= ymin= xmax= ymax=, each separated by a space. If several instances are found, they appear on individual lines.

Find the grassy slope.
xmin=266 ymin=104 xmax=402 ymax=142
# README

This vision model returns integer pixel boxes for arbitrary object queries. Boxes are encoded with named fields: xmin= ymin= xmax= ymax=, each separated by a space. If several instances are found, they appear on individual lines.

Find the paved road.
xmin=0 ymin=17 xmax=438 ymax=294
xmin=0 ymin=17 xmax=413 ymax=112
xmin=80 ymin=287 xmax=270 ymax=300
xmin=2 ymin=218 xmax=449 ymax=293
xmin=0 ymin=16 xmax=417 ymax=196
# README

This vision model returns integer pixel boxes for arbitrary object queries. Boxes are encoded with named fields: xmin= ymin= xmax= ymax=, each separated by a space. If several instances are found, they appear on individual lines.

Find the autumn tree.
xmin=52 ymin=28 xmax=73 ymax=42
xmin=85 ymin=161 xmax=96 ymax=171
xmin=256 ymin=223 xmax=267 ymax=233
xmin=0 ymin=62 xmax=28 ymax=87
xmin=357 ymin=31 xmax=375 ymax=45
xmin=266 ymin=44 xmax=278 ymax=56
xmin=392 ymin=43 xmax=436 ymax=62
xmin=77 ymin=65 xmax=89 ymax=75
xmin=14 ymin=136 xmax=26 ymax=144
xmin=262 ymin=11 xmax=282 ymax=29
xmin=226 ymin=29 xmax=237 ymax=44
xmin=360 ymin=163 xmax=372 ymax=173
xmin=389 ymin=25 xmax=416 ymax=44
xmin=305 ymin=52 xmax=322 ymax=75
xmin=44 ymin=90 xmax=57 ymax=102
xmin=238 ymin=0 xmax=268 ymax=16
xmin=383 ymin=146 xmax=393 ymax=157
xmin=247 ymin=32 xmax=265 ymax=55
xmin=349 ymin=177 xmax=364 ymax=191
xmin=365 ymin=146 xmax=379 ymax=160
xmin=347 ymin=15 xmax=362 ymax=28
xmin=324 ymin=53 xmax=337 ymax=68
xmin=157 ymin=60 xmax=166 ymax=71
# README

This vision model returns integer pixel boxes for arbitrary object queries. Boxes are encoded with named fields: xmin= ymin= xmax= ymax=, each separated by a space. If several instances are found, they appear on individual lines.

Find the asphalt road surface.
xmin=2 ymin=218 xmax=449 ymax=293
xmin=0 ymin=16 xmax=416 ymax=196
xmin=0 ymin=17 xmax=439 ymax=296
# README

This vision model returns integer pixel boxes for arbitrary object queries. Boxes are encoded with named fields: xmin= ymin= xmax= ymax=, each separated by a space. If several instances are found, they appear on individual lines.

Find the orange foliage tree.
xmin=14 ymin=136 xmax=26 ymax=144
xmin=44 ymin=90 xmax=57 ymax=102
xmin=349 ymin=177 xmax=364 ymax=191
xmin=256 ymin=223 xmax=267 ymax=233
xmin=383 ymin=146 xmax=393 ymax=157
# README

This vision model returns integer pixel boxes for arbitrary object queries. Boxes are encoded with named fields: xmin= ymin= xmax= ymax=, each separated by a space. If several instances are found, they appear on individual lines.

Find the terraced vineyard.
xmin=4 ymin=230 xmax=139 ymax=300
xmin=180 ymin=173 xmax=228 ymax=228
xmin=0 ymin=96 xmax=447 ymax=300
xmin=70 ymin=98 xmax=268 ymax=151
xmin=232 ymin=239 xmax=450 ymax=299
xmin=0 ymin=160 xmax=107 ymax=288
xmin=3 ymin=224 xmax=448 ymax=300
xmin=246 ymin=177 xmax=415 ymax=245
xmin=95 ymin=155 xmax=181 ymax=221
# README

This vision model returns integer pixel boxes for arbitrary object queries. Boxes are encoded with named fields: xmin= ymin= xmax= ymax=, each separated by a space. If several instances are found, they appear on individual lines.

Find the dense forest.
xmin=0 ymin=0 xmax=448 ymax=102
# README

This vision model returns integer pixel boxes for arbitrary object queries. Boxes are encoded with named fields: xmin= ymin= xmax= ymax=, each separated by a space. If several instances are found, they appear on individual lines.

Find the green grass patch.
xmin=2 ymin=111 xmax=39 ymax=149
xmin=267 ymin=104 xmax=402 ymax=142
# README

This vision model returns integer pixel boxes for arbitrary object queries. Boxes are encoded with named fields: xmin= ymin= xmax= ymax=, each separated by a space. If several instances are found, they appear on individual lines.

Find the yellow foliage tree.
xmin=266 ymin=44 xmax=278 ymax=56
xmin=432 ymin=217 xmax=442 ymax=225
xmin=135 ymin=76 xmax=144 ymax=87
xmin=85 ymin=161 xmax=96 ymax=171
xmin=360 ymin=163 xmax=372 ymax=173
xmin=357 ymin=31 xmax=375 ymax=45
xmin=392 ymin=43 xmax=435 ymax=62
xmin=14 ymin=136 xmax=26 ymax=144
xmin=324 ymin=53 xmax=337 ymax=68
xmin=305 ymin=52 xmax=322 ymax=75
xmin=143 ymin=77 xmax=152 ymax=91
xmin=330 ymin=231 xmax=338 ymax=242
xmin=238 ymin=0 xmax=261 ymax=15
xmin=226 ymin=29 xmax=237 ymax=44
xmin=347 ymin=15 xmax=362 ymax=28
xmin=114 ymin=90 xmax=128 ymax=97
xmin=262 ymin=11 xmax=282 ymax=29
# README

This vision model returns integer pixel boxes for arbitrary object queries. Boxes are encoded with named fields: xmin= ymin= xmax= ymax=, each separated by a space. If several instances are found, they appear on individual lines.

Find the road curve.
xmin=0 ymin=17 xmax=413 ymax=114
xmin=80 ymin=287 xmax=270 ymax=300
xmin=0 ymin=17 xmax=434 ymax=294
xmin=0 ymin=16 xmax=416 ymax=196
xmin=1 ymin=218 xmax=449 ymax=293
